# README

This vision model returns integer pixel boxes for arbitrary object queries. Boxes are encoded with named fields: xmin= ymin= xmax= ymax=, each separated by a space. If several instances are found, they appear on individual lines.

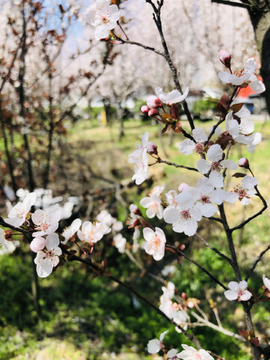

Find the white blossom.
xmin=85 ymin=0 xmax=121 ymax=40
xmin=4 ymin=192 xmax=36 ymax=228
xmin=147 ymin=330 xmax=168 ymax=354
xmin=113 ymin=233 xmax=126 ymax=253
xmin=77 ymin=221 xmax=104 ymax=244
xmin=224 ymin=280 xmax=252 ymax=301
xmin=155 ymin=87 xmax=189 ymax=105
xmin=177 ymin=344 xmax=214 ymax=360
xmin=61 ymin=218 xmax=82 ymax=244
xmin=143 ymin=227 xmax=166 ymax=261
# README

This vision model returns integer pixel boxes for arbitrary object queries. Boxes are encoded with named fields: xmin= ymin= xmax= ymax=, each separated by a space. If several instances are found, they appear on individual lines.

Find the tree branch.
xmin=211 ymin=0 xmax=250 ymax=9
xmin=245 ymin=245 xmax=270 ymax=282
xmin=195 ymin=232 xmax=232 ymax=264
xmin=157 ymin=158 xmax=199 ymax=172
xmin=230 ymin=186 xmax=268 ymax=233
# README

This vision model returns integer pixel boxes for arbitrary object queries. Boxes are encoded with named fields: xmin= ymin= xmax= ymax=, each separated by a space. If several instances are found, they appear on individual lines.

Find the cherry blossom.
xmin=218 ymin=57 xmax=265 ymax=94
xmin=188 ymin=178 xmax=221 ymax=217
xmin=30 ymin=237 xmax=46 ymax=253
xmin=177 ymin=344 xmax=214 ymax=360
xmin=113 ymin=233 xmax=126 ymax=253
xmin=143 ymin=227 xmax=166 ymax=261
xmin=85 ymin=0 xmax=121 ymax=40
xmin=163 ymin=191 xmax=202 ymax=236
xmin=140 ymin=184 xmax=164 ymax=219
xmin=61 ymin=218 xmax=82 ymax=244
xmin=34 ymin=233 xmax=62 ymax=278
xmin=167 ymin=349 xmax=178 ymax=360
xmin=126 ymin=204 xmax=141 ymax=244
xmin=4 ymin=192 xmax=36 ymax=228
xmin=128 ymin=132 xmax=149 ymax=161
xmin=174 ymin=310 xmax=188 ymax=333
xmin=224 ymin=280 xmax=252 ymax=301
xmin=155 ymin=86 xmax=189 ymax=105
xmin=196 ymin=144 xmax=237 ymax=188
xmin=32 ymin=208 xmax=62 ymax=237
xmin=232 ymin=175 xmax=258 ymax=205
xmin=77 ymin=221 xmax=104 ymax=244
xmin=179 ymin=128 xmax=207 ymax=155
xmin=147 ymin=330 xmax=168 ymax=354
xmin=219 ymin=49 xmax=231 ymax=68
xmin=263 ymin=274 xmax=270 ymax=291
xmin=131 ymin=149 xmax=149 ymax=185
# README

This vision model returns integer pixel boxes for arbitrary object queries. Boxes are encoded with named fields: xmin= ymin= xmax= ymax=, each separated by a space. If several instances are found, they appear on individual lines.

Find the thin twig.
xmin=62 ymin=247 xmax=201 ymax=348
xmin=245 ymin=245 xmax=270 ymax=282
xmin=230 ymin=186 xmax=268 ymax=233
xmin=157 ymin=158 xmax=198 ymax=172
xmin=195 ymin=232 xmax=232 ymax=264
xmin=166 ymin=244 xmax=228 ymax=290
xmin=211 ymin=0 xmax=250 ymax=9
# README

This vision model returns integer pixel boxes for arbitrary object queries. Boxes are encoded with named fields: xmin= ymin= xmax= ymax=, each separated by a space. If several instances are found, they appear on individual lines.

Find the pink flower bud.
xmin=141 ymin=105 xmax=149 ymax=114
xmin=154 ymin=98 xmax=163 ymax=108
xmin=181 ymin=292 xmax=187 ymax=301
xmin=219 ymin=50 xmax=231 ymax=69
xmin=30 ymin=236 xmax=46 ymax=253
xmin=147 ymin=95 xmax=162 ymax=109
xmin=178 ymin=183 xmax=189 ymax=192
xmin=238 ymin=157 xmax=249 ymax=169
xmin=148 ymin=109 xmax=159 ymax=117
xmin=147 ymin=142 xmax=158 ymax=155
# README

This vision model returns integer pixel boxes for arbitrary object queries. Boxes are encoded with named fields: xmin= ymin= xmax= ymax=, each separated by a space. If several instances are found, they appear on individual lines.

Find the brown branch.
xmin=62 ymin=247 xmax=201 ymax=348
xmin=230 ymin=186 xmax=268 ymax=233
xmin=195 ymin=232 xmax=232 ymax=264
xmin=211 ymin=0 xmax=250 ymax=9
xmin=166 ymin=244 xmax=228 ymax=290
xmin=157 ymin=157 xmax=198 ymax=172
xmin=0 ymin=217 xmax=29 ymax=234
xmin=115 ymin=36 xmax=164 ymax=57
xmin=245 ymin=245 xmax=270 ymax=282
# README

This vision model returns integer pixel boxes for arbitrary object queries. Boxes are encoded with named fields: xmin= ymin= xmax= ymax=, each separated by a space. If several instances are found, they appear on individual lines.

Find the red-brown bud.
xmin=147 ymin=142 xmax=158 ymax=155
xmin=4 ymin=230 xmax=13 ymax=240
xmin=148 ymin=109 xmax=159 ymax=117
xmin=141 ymin=105 xmax=149 ymax=114
xmin=219 ymin=50 xmax=231 ymax=69
xmin=181 ymin=292 xmax=187 ymax=301
xmin=238 ymin=157 xmax=249 ymax=169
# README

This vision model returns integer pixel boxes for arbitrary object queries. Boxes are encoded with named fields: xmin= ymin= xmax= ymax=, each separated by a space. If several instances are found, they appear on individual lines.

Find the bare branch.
xmin=230 ymin=186 xmax=268 ymax=233
xmin=245 ymin=245 xmax=270 ymax=282
xmin=195 ymin=232 xmax=232 ymax=264
xmin=211 ymin=0 xmax=250 ymax=9
xmin=157 ymin=158 xmax=199 ymax=172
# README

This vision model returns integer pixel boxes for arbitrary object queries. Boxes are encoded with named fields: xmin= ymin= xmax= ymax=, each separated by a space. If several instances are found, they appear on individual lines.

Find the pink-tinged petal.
xmin=32 ymin=209 xmax=45 ymax=225
xmin=30 ymin=237 xmax=46 ymax=253
xmin=143 ymin=227 xmax=155 ymax=241
xmin=228 ymin=281 xmax=239 ymax=291
xmin=239 ymin=280 xmax=248 ymax=290
xmin=196 ymin=159 xmax=211 ymax=174
xmin=220 ymin=159 xmax=237 ymax=170
xmin=224 ymin=290 xmax=238 ymax=301
xmin=36 ymin=262 xmax=53 ymax=278
xmin=46 ymin=233 xmax=60 ymax=251
xmin=209 ymin=171 xmax=224 ymax=188
xmin=163 ymin=207 xmax=179 ymax=224
xmin=240 ymin=291 xmax=252 ymax=301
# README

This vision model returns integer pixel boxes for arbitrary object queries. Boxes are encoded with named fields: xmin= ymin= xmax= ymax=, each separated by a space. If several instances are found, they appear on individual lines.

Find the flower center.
xmin=45 ymin=250 xmax=54 ymax=258
xmin=200 ymin=195 xmax=210 ymax=204
xmin=233 ymin=68 xmax=247 ymax=78
xmin=233 ymin=185 xmax=248 ymax=200
xmin=181 ymin=210 xmax=191 ymax=219
xmin=211 ymin=162 xmax=222 ymax=172
xmin=195 ymin=143 xmax=204 ymax=155
xmin=150 ymin=234 xmax=161 ymax=251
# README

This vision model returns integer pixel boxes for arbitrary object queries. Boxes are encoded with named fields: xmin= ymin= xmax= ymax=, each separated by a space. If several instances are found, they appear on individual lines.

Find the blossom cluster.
xmin=1 ymin=192 xmax=125 ymax=277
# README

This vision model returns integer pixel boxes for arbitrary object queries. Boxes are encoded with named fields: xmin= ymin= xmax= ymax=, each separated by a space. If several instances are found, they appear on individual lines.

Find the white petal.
xmin=240 ymin=291 xmax=252 ymax=301
xmin=192 ymin=127 xmax=207 ymax=143
xmin=209 ymin=171 xmax=224 ymax=188
xmin=163 ymin=207 xmax=179 ymax=224
xmin=46 ymin=233 xmax=60 ymax=250
xmin=36 ymin=262 xmax=53 ymax=278
xmin=228 ymin=281 xmax=239 ymax=291
xmin=143 ymin=227 xmax=155 ymax=241
xmin=207 ymin=144 xmax=223 ymax=162
xmin=239 ymin=280 xmax=248 ymax=290
xmin=179 ymin=139 xmax=195 ymax=155
xmin=220 ymin=159 xmax=237 ymax=170
xmin=196 ymin=159 xmax=211 ymax=174
xmin=147 ymin=339 xmax=160 ymax=354
xmin=224 ymin=289 xmax=238 ymax=301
